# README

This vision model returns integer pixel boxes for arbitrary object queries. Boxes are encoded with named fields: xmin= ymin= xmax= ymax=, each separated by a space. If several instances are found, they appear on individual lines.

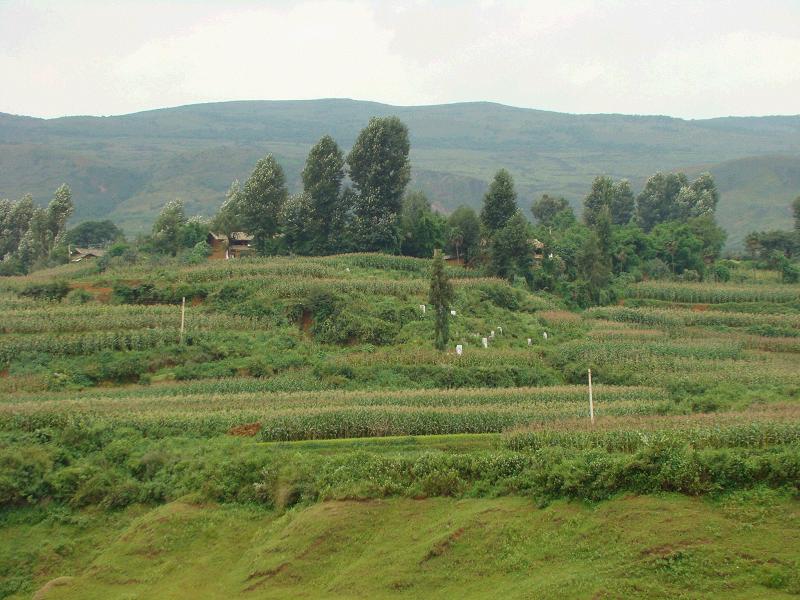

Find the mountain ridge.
xmin=1 ymin=99 xmax=799 ymax=245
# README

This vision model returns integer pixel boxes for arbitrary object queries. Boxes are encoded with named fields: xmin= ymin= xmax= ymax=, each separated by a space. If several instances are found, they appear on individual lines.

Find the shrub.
xmin=65 ymin=288 xmax=93 ymax=304
xmin=712 ymin=264 xmax=731 ymax=282
xmin=19 ymin=282 xmax=70 ymax=301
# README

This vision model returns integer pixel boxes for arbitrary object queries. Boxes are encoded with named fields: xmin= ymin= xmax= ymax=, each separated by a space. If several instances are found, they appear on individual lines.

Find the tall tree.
xmin=399 ymin=191 xmax=446 ymax=258
xmin=47 ymin=184 xmax=73 ymax=245
xmin=686 ymin=172 xmax=719 ymax=217
xmin=280 ymin=193 xmax=316 ymax=255
xmin=212 ymin=180 xmax=244 ymax=238
xmin=429 ymin=250 xmax=454 ymax=351
xmin=489 ymin=211 xmax=533 ymax=282
xmin=152 ymin=199 xmax=187 ymax=256
xmin=594 ymin=207 xmax=613 ymax=258
xmin=636 ymin=172 xmax=689 ymax=231
xmin=531 ymin=194 xmax=570 ymax=227
xmin=303 ymin=135 xmax=346 ymax=253
xmin=584 ymin=176 xmax=634 ymax=227
xmin=446 ymin=205 xmax=481 ymax=263
xmin=792 ymin=196 xmax=800 ymax=232
xmin=583 ymin=176 xmax=615 ymax=228
xmin=610 ymin=179 xmax=635 ymax=225
xmin=480 ymin=169 xmax=518 ymax=233
xmin=241 ymin=154 xmax=288 ymax=254
xmin=0 ymin=194 xmax=35 ymax=258
xmin=65 ymin=220 xmax=122 ymax=247
xmin=576 ymin=232 xmax=612 ymax=305
xmin=347 ymin=117 xmax=411 ymax=252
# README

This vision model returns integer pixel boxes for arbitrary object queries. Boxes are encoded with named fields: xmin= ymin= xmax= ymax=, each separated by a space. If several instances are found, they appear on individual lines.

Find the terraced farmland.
xmin=1 ymin=254 xmax=799 ymax=599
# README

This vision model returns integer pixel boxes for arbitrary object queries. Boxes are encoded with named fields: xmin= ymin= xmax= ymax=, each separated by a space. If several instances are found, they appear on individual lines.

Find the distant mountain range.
xmin=1 ymin=99 xmax=799 ymax=246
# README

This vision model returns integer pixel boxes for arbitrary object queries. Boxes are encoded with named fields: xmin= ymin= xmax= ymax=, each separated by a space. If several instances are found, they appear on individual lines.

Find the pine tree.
xmin=429 ymin=250 xmax=454 ymax=351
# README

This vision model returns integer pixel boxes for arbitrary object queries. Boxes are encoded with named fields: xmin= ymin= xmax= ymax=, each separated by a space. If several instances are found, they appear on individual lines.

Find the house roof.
xmin=71 ymin=247 xmax=106 ymax=257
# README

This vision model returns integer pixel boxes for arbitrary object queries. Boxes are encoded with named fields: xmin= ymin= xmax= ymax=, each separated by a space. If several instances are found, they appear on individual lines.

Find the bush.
xmin=65 ymin=288 xmax=93 ymax=304
xmin=781 ymin=262 xmax=800 ymax=284
xmin=0 ymin=446 xmax=53 ymax=506
xmin=682 ymin=269 xmax=701 ymax=282
xmin=712 ymin=264 xmax=731 ymax=282
xmin=477 ymin=284 xmax=520 ymax=310
xmin=19 ymin=282 xmax=70 ymax=301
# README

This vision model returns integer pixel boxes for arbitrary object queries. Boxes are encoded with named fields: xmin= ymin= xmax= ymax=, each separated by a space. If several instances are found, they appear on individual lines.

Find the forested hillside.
xmin=2 ymin=100 xmax=799 ymax=245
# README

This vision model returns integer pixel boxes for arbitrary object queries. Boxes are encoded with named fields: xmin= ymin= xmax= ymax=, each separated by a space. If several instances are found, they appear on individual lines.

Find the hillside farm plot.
xmin=1 ymin=255 xmax=799 ymax=599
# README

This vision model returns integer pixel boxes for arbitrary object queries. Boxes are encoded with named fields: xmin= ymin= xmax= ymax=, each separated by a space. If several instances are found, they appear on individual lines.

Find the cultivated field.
xmin=1 ymin=254 xmax=799 ymax=598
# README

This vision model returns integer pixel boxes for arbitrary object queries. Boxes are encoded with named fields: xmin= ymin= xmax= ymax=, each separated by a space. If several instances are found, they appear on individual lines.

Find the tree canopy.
xmin=480 ymin=169 xmax=518 ymax=233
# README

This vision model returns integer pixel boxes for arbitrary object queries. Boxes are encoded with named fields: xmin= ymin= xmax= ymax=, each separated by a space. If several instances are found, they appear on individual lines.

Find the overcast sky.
xmin=1 ymin=0 xmax=799 ymax=119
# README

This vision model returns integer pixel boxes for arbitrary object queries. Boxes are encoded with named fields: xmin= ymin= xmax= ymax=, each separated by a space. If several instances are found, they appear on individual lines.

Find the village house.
xmin=69 ymin=247 xmax=106 ymax=262
xmin=206 ymin=232 xmax=255 ymax=260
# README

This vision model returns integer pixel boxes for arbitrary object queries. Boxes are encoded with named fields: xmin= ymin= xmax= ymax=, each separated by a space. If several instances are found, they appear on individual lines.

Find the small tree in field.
xmin=429 ymin=249 xmax=454 ymax=351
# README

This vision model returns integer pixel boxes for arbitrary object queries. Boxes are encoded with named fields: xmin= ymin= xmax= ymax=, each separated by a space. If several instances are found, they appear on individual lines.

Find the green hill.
xmin=1 ymin=99 xmax=799 ymax=245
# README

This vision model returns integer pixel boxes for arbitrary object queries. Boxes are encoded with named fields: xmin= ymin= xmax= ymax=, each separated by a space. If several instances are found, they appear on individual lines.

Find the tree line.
xmin=145 ymin=115 xmax=733 ymax=306
xmin=0 ymin=185 xmax=74 ymax=275
xmin=744 ymin=197 xmax=800 ymax=282
xmin=4 ymin=114 xmax=795 ymax=299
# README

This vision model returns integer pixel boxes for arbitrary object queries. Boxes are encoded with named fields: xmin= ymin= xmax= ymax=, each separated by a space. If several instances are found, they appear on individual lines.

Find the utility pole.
xmin=588 ymin=368 xmax=594 ymax=424
xmin=180 ymin=297 xmax=186 ymax=344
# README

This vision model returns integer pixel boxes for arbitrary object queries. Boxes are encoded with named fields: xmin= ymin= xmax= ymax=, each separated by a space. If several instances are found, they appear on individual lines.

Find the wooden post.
xmin=588 ymin=368 xmax=594 ymax=424
xmin=180 ymin=297 xmax=186 ymax=344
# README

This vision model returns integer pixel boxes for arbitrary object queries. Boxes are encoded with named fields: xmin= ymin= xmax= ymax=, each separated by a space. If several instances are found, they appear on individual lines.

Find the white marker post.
xmin=451 ymin=310 xmax=456 ymax=316
xmin=482 ymin=337 xmax=488 ymax=348
xmin=420 ymin=304 xmax=426 ymax=314
xmin=588 ymin=368 xmax=594 ymax=424
xmin=497 ymin=326 xmax=502 ymax=334
xmin=456 ymin=344 xmax=463 ymax=356
xmin=180 ymin=297 xmax=186 ymax=344
xmin=527 ymin=338 xmax=532 ymax=346
xmin=543 ymin=332 xmax=548 ymax=340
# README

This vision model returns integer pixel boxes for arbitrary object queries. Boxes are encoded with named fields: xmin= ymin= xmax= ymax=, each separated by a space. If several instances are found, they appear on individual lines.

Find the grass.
xmin=7 ymin=493 xmax=800 ymax=599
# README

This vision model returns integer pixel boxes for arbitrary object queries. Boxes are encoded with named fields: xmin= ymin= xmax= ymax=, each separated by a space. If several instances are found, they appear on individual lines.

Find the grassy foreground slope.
xmin=7 ymin=493 xmax=799 ymax=600
xmin=1 ymin=254 xmax=799 ymax=598
xmin=2 ymin=100 xmax=800 ymax=243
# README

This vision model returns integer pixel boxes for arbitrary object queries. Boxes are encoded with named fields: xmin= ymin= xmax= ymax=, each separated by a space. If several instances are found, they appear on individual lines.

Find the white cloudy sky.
xmin=1 ymin=0 xmax=799 ymax=119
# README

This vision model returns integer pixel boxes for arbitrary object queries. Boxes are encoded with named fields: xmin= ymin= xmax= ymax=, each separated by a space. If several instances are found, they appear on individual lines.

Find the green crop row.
xmin=588 ymin=306 xmax=800 ymax=331
xmin=628 ymin=281 xmax=800 ymax=304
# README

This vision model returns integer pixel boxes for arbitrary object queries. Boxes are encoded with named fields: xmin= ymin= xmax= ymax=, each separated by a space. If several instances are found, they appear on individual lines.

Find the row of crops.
xmin=1 ymin=256 xmax=798 ymax=444
xmin=628 ymin=281 xmax=800 ymax=303
xmin=0 ymin=384 xmax=670 ymax=440
xmin=0 ymin=304 xmax=263 ymax=334
xmin=0 ymin=329 xmax=193 ymax=361
xmin=504 ymin=406 xmax=800 ymax=452
xmin=588 ymin=306 xmax=800 ymax=331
